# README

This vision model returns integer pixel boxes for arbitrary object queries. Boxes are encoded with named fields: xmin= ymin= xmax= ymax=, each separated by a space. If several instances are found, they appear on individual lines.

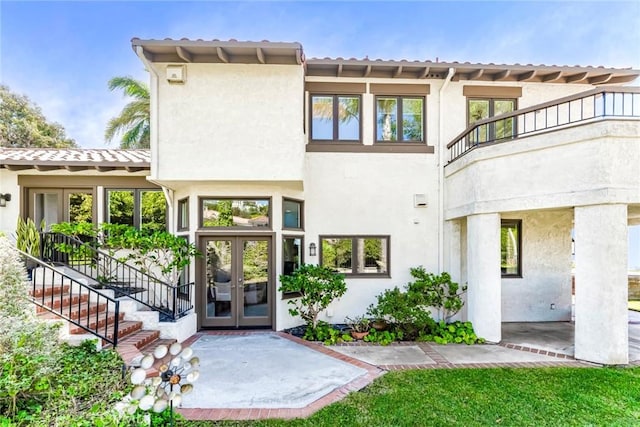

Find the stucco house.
xmin=1 ymin=38 xmax=638 ymax=365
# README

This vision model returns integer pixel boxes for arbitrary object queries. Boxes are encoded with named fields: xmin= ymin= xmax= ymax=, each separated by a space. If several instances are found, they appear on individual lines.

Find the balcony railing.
xmin=447 ymin=86 xmax=640 ymax=163
xmin=40 ymin=232 xmax=193 ymax=322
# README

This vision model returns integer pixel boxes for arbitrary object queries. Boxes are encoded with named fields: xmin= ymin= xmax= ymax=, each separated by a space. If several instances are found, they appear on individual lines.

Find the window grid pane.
xmin=402 ymin=98 xmax=423 ymax=141
xmin=377 ymin=98 xmax=398 ymax=141
xmin=337 ymin=96 xmax=360 ymax=140
xmin=283 ymin=199 xmax=302 ymax=229
xmin=501 ymin=220 xmax=521 ymax=276
xmin=311 ymin=96 xmax=334 ymax=140
xmin=321 ymin=238 xmax=353 ymax=274
xmin=356 ymin=237 xmax=388 ymax=274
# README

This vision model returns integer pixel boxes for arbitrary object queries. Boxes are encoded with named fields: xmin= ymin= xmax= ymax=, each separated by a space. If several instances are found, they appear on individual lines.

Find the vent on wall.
xmin=414 ymin=194 xmax=427 ymax=208
xmin=166 ymin=65 xmax=186 ymax=83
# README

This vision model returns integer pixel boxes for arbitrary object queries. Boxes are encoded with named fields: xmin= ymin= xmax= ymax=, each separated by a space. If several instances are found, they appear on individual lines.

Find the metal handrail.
xmin=40 ymin=232 xmax=193 ymax=321
xmin=447 ymin=86 xmax=640 ymax=163
xmin=20 ymin=249 xmax=120 ymax=346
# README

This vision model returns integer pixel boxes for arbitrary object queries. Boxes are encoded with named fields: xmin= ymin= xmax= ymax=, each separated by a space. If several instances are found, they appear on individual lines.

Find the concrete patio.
xmin=176 ymin=312 xmax=640 ymax=421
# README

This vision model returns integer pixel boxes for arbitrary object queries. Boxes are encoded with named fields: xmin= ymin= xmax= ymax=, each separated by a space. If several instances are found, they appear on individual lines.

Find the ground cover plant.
xmin=177 ymin=367 xmax=640 ymax=427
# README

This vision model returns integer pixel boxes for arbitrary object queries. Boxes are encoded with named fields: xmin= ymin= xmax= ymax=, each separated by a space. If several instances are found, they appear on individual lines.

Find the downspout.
xmin=438 ymin=67 xmax=455 ymax=273
xmin=135 ymin=47 xmax=175 ymax=232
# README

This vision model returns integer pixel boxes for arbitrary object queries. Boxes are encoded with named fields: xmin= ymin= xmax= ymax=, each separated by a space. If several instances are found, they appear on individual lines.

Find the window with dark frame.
xmin=376 ymin=96 xmax=424 ymax=143
xmin=467 ymin=98 xmax=517 ymax=144
xmin=310 ymin=94 xmax=361 ymax=142
xmin=282 ymin=236 xmax=303 ymax=298
xmin=501 ymin=220 xmax=522 ymax=277
xmin=320 ymin=235 xmax=390 ymax=276
xmin=105 ymin=188 xmax=167 ymax=232
xmin=177 ymin=198 xmax=189 ymax=231
xmin=200 ymin=198 xmax=271 ymax=229
xmin=282 ymin=198 xmax=303 ymax=230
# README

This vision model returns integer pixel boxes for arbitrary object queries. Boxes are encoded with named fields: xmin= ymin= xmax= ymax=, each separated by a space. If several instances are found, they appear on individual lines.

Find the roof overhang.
xmin=0 ymin=149 xmax=150 ymax=173
xmin=131 ymin=38 xmax=304 ymax=65
xmin=305 ymin=58 xmax=640 ymax=85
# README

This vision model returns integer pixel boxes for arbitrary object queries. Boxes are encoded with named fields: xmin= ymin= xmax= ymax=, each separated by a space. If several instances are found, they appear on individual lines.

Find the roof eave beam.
xmin=588 ymin=73 xmax=613 ymax=85
xmin=216 ymin=47 xmax=229 ymax=63
xmin=34 ymin=165 xmax=59 ymax=172
xmin=393 ymin=65 xmax=403 ymax=78
xmin=256 ymin=47 xmax=266 ymax=64
xmin=418 ymin=66 xmax=430 ymax=79
xmin=467 ymin=69 xmax=484 ymax=80
xmin=97 ymin=166 xmax=116 ymax=172
xmin=176 ymin=46 xmax=193 ymax=63
xmin=493 ymin=69 xmax=510 ymax=81
xmin=337 ymin=64 xmax=343 ymax=77
xmin=542 ymin=71 xmax=562 ymax=82
xmin=4 ymin=165 xmax=32 ymax=171
xmin=363 ymin=65 xmax=372 ymax=77
xmin=566 ymin=72 xmax=588 ymax=83
xmin=517 ymin=70 xmax=537 ymax=81
xmin=65 ymin=165 xmax=89 ymax=172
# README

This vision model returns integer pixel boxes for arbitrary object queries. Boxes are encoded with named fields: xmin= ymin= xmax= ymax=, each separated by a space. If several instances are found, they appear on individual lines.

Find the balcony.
xmin=444 ymin=87 xmax=640 ymax=220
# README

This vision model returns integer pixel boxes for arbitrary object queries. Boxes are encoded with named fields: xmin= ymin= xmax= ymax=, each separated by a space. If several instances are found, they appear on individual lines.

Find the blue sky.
xmin=1 ymin=1 xmax=639 ymax=265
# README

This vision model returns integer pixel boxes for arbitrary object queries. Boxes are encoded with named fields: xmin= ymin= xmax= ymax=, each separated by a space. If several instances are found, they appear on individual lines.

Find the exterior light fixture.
xmin=0 ymin=193 xmax=11 ymax=208
xmin=309 ymin=242 xmax=317 ymax=256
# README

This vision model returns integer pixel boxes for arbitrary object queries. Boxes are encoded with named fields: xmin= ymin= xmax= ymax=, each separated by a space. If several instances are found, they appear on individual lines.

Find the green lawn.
xmin=630 ymin=300 xmax=640 ymax=311
xmin=180 ymin=367 xmax=640 ymax=427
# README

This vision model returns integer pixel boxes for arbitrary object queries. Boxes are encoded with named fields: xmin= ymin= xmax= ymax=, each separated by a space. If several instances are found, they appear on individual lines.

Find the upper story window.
xmin=464 ymin=86 xmax=521 ymax=144
xmin=376 ymin=96 xmax=424 ymax=142
xmin=310 ymin=95 xmax=361 ymax=141
xmin=201 ymin=198 xmax=271 ymax=229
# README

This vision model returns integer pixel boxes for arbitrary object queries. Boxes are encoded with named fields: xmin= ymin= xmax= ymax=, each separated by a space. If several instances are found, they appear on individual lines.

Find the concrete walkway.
xmin=176 ymin=313 xmax=640 ymax=421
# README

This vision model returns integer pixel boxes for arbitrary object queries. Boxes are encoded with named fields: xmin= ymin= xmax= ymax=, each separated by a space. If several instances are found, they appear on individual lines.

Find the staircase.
xmin=25 ymin=253 xmax=176 ymax=367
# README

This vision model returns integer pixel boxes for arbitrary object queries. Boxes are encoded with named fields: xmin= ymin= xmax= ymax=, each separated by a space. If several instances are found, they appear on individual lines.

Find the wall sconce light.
xmin=309 ymin=242 xmax=317 ymax=257
xmin=0 ymin=193 xmax=11 ymax=208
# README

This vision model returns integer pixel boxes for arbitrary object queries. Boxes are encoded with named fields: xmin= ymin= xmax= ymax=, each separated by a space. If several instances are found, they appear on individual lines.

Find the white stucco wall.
xmin=302 ymin=152 xmax=439 ymax=327
xmin=501 ymin=210 xmax=573 ymax=322
xmin=155 ymin=63 xmax=305 ymax=182
xmin=0 ymin=169 xmax=21 ymax=237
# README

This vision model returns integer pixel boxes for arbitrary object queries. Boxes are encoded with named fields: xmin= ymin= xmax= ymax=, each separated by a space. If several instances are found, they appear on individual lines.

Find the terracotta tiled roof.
xmin=0 ymin=148 xmax=150 ymax=172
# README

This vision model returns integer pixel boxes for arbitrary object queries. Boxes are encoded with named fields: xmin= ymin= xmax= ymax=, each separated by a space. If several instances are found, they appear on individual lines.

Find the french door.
xmin=200 ymin=236 xmax=272 ymax=328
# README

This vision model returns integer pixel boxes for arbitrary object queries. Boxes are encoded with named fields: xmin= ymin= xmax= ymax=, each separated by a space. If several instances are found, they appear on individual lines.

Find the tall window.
xmin=320 ymin=236 xmax=389 ymax=276
xmin=310 ymin=95 xmax=361 ymax=141
xmin=468 ymin=98 xmax=516 ymax=143
xmin=501 ymin=220 xmax=522 ymax=277
xmin=177 ymin=198 xmax=189 ymax=231
xmin=376 ymin=96 xmax=424 ymax=142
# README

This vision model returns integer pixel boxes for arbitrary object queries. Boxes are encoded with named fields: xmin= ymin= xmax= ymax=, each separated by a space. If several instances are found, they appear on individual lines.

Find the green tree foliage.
xmin=105 ymin=76 xmax=150 ymax=149
xmin=0 ymin=85 xmax=76 ymax=148
xmin=107 ymin=190 xmax=135 ymax=226
xmin=68 ymin=193 xmax=93 ymax=223
xmin=140 ymin=191 xmax=166 ymax=233
xmin=278 ymin=264 xmax=347 ymax=330
xmin=215 ymin=200 xmax=234 ymax=226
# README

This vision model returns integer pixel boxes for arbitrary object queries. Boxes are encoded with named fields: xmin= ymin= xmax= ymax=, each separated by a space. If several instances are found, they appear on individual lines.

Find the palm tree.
xmin=105 ymin=76 xmax=150 ymax=149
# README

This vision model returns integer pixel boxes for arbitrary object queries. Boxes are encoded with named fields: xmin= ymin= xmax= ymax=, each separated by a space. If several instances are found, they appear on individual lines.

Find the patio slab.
xmin=430 ymin=343 xmax=562 ymax=364
xmin=330 ymin=345 xmax=436 ymax=366
xmin=181 ymin=333 xmax=367 ymax=409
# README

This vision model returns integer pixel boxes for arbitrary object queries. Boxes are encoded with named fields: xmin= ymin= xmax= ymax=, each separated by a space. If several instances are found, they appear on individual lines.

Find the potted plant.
xmin=15 ymin=217 xmax=45 ymax=278
xmin=345 ymin=315 xmax=370 ymax=340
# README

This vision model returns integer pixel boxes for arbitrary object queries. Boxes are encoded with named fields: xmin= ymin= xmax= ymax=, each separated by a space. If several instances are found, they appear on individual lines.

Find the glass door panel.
xmin=67 ymin=191 xmax=93 ymax=223
xmin=205 ymin=239 xmax=234 ymax=323
xmin=242 ymin=240 xmax=269 ymax=319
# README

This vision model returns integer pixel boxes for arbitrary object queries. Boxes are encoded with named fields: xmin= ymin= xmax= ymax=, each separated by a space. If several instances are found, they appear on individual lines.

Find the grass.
xmin=629 ymin=300 xmax=640 ymax=311
xmin=180 ymin=367 xmax=640 ymax=427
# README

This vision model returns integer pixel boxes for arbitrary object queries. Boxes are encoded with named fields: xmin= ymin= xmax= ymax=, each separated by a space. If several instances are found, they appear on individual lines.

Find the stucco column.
xmin=574 ymin=204 xmax=628 ymax=365
xmin=466 ymin=213 xmax=501 ymax=342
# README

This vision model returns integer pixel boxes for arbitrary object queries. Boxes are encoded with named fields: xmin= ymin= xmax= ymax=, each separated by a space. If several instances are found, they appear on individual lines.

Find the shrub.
xmin=367 ymin=286 xmax=435 ymax=340
xmin=406 ymin=267 xmax=466 ymax=322
xmin=278 ymin=264 xmax=347 ymax=330
xmin=419 ymin=321 xmax=484 ymax=345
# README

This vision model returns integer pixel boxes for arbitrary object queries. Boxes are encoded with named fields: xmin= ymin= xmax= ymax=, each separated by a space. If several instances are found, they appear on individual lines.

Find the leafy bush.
xmin=419 ymin=321 xmax=484 ymax=345
xmin=278 ymin=264 xmax=347 ymax=330
xmin=303 ymin=321 xmax=353 ymax=345
xmin=368 ymin=267 xmax=476 ymax=341
xmin=363 ymin=329 xmax=402 ymax=346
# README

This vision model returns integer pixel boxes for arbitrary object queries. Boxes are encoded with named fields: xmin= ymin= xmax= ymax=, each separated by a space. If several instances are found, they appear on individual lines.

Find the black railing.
xmin=40 ymin=232 xmax=193 ymax=321
xmin=447 ymin=86 xmax=640 ymax=163
xmin=20 ymin=249 xmax=120 ymax=346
